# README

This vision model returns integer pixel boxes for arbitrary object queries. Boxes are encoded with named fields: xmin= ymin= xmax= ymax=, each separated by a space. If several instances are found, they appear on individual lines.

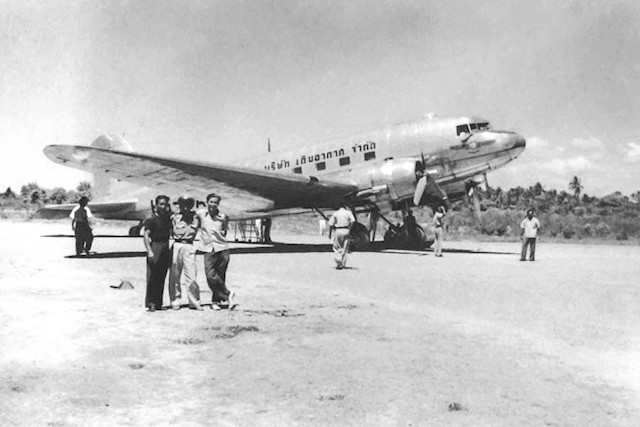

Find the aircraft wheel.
xmin=349 ymin=222 xmax=370 ymax=251
xmin=409 ymin=224 xmax=428 ymax=250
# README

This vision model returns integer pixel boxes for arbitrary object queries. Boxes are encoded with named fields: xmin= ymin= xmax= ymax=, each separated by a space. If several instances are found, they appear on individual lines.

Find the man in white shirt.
xmin=197 ymin=193 xmax=235 ymax=309
xmin=69 ymin=196 xmax=94 ymax=255
xmin=328 ymin=203 xmax=356 ymax=269
xmin=169 ymin=196 xmax=202 ymax=310
xmin=432 ymin=206 xmax=446 ymax=257
xmin=520 ymin=208 xmax=541 ymax=261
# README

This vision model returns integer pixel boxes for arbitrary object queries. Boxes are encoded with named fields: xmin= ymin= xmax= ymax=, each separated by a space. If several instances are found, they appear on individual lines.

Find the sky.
xmin=1 ymin=0 xmax=639 ymax=196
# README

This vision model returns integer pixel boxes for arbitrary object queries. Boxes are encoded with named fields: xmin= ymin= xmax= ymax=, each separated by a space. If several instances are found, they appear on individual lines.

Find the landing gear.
xmin=382 ymin=222 xmax=430 ymax=250
xmin=348 ymin=222 xmax=370 ymax=250
xmin=378 ymin=207 xmax=432 ymax=250
xmin=128 ymin=220 xmax=144 ymax=237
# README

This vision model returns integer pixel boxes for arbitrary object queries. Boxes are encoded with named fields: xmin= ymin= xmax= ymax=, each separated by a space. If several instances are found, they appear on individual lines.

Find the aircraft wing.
xmin=35 ymin=200 xmax=146 ymax=221
xmin=43 ymin=145 xmax=357 ymax=215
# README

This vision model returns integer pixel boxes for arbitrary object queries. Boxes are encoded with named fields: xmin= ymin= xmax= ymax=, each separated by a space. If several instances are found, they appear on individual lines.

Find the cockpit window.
xmin=456 ymin=124 xmax=470 ymax=136
xmin=463 ymin=122 xmax=491 ymax=135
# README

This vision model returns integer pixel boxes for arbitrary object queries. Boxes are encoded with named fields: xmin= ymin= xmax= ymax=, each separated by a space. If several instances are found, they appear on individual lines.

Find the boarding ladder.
xmin=232 ymin=219 xmax=261 ymax=242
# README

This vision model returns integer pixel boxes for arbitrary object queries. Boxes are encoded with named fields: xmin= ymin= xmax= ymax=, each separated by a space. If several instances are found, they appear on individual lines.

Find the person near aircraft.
xmin=328 ymin=203 xmax=355 ymax=269
xmin=169 ymin=196 xmax=202 ymax=310
xmin=520 ymin=208 xmax=540 ymax=261
xmin=197 ymin=193 xmax=235 ymax=310
xmin=142 ymin=195 xmax=172 ymax=312
xmin=69 ymin=196 xmax=94 ymax=256
xmin=433 ymin=205 xmax=446 ymax=257
xmin=261 ymin=217 xmax=272 ymax=243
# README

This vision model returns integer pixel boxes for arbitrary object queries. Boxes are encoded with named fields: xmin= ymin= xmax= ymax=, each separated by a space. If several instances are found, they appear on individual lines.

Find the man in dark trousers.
xmin=197 ymin=193 xmax=235 ymax=310
xmin=142 ymin=195 xmax=172 ymax=311
xmin=520 ymin=208 xmax=541 ymax=261
xmin=69 ymin=196 xmax=94 ymax=255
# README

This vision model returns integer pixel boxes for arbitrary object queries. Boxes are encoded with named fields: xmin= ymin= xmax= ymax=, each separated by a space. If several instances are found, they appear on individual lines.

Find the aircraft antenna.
xmin=267 ymin=138 xmax=271 ymax=153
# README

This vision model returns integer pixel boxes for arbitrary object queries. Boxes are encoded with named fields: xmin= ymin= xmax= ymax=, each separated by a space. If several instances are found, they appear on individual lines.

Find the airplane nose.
xmin=512 ymin=134 xmax=526 ymax=149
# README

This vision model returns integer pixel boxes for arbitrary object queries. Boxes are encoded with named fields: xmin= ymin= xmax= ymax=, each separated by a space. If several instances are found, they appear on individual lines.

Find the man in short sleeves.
xmin=328 ymin=203 xmax=355 ymax=269
xmin=142 ymin=195 xmax=172 ymax=311
xmin=520 ymin=208 xmax=541 ymax=261
xmin=69 ymin=196 xmax=94 ymax=255
xmin=197 ymin=193 xmax=235 ymax=310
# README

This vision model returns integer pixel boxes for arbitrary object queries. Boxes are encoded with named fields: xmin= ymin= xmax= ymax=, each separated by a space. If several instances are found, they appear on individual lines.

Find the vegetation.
xmin=2 ymin=178 xmax=639 ymax=242
xmin=0 ymin=182 xmax=92 ymax=218
xmin=435 ymin=179 xmax=640 ymax=242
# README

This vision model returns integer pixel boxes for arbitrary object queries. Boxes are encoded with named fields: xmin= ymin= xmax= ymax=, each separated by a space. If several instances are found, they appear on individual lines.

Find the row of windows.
xmin=292 ymin=151 xmax=376 ymax=174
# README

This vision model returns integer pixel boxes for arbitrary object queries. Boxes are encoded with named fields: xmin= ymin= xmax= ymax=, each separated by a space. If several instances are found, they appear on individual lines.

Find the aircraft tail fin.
xmin=90 ymin=134 xmax=134 ymax=199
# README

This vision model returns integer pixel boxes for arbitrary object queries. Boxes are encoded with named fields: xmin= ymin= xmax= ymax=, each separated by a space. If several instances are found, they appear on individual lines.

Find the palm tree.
xmin=569 ymin=176 xmax=583 ymax=201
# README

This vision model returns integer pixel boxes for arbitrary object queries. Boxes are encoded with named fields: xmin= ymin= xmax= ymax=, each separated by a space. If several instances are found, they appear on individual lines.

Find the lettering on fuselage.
xmin=263 ymin=141 xmax=377 ymax=171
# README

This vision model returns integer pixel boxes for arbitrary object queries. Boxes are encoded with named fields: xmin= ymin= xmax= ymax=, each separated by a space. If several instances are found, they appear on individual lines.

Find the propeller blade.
xmin=413 ymin=175 xmax=428 ymax=206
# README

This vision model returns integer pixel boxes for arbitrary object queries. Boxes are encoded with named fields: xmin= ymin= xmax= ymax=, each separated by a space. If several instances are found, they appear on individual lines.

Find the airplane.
xmin=42 ymin=113 xmax=526 ymax=248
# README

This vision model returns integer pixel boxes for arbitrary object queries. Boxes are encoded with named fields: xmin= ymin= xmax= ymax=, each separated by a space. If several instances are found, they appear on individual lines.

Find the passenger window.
xmin=364 ymin=151 xmax=376 ymax=161
xmin=339 ymin=156 xmax=350 ymax=166
xmin=456 ymin=124 xmax=470 ymax=136
xmin=293 ymin=166 xmax=302 ymax=174
xmin=316 ymin=162 xmax=326 ymax=171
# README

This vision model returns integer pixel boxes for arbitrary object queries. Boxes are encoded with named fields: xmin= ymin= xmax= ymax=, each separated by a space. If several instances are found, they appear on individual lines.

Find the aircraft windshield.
xmin=470 ymin=122 xmax=491 ymax=131
xmin=456 ymin=124 xmax=470 ymax=136
xmin=458 ymin=122 xmax=491 ymax=135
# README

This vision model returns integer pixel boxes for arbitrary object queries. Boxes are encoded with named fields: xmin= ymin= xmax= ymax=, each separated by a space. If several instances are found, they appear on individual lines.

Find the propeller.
xmin=413 ymin=152 xmax=428 ymax=206
xmin=413 ymin=175 xmax=428 ymax=206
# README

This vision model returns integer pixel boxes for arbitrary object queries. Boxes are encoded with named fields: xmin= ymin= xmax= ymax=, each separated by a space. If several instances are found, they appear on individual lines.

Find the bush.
xmin=479 ymin=208 xmax=510 ymax=236
xmin=595 ymin=222 xmax=611 ymax=237
xmin=616 ymin=231 xmax=629 ymax=241
xmin=573 ymin=206 xmax=587 ymax=217
xmin=562 ymin=225 xmax=576 ymax=239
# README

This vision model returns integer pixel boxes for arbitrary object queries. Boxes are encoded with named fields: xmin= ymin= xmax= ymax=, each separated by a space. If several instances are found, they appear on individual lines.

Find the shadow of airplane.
xmin=43 ymin=234 xmax=139 ymax=238
xmin=62 ymin=241 xmax=516 ymax=259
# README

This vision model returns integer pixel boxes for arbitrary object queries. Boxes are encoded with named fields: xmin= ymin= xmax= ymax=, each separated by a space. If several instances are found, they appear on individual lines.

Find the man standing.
xmin=169 ymin=197 xmax=202 ymax=310
xmin=328 ymin=203 xmax=355 ymax=269
xmin=142 ymin=195 xmax=172 ymax=311
xmin=433 ymin=206 xmax=446 ymax=257
xmin=520 ymin=208 xmax=541 ymax=261
xmin=70 ymin=196 xmax=94 ymax=255
xmin=197 ymin=193 xmax=235 ymax=310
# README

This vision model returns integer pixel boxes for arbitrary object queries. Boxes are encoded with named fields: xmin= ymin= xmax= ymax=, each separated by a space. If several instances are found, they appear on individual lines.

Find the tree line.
xmin=2 ymin=176 xmax=640 ymax=240
xmin=1 ymin=182 xmax=92 ymax=206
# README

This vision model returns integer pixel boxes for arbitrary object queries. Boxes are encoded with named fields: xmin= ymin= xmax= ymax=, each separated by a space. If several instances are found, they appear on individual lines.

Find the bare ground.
xmin=1 ymin=220 xmax=639 ymax=426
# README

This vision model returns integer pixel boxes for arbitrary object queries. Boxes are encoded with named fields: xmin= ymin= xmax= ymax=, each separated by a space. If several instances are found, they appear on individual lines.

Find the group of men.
xmin=142 ymin=193 xmax=234 ymax=312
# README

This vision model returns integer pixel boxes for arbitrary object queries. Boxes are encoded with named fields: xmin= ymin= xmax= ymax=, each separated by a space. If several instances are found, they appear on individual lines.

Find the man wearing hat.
xmin=520 ymin=208 xmax=541 ymax=261
xmin=69 ymin=196 xmax=94 ymax=255
xmin=169 ymin=196 xmax=202 ymax=310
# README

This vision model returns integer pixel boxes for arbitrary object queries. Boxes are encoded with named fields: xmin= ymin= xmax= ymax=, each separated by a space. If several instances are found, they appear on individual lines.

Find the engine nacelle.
xmin=366 ymin=157 xmax=421 ymax=202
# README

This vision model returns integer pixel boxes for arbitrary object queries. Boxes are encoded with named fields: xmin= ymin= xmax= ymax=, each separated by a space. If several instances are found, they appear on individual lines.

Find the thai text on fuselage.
xmin=264 ymin=141 xmax=377 ymax=171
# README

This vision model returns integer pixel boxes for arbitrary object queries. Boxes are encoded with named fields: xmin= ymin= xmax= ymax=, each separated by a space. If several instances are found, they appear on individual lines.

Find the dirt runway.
xmin=1 ymin=220 xmax=639 ymax=426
